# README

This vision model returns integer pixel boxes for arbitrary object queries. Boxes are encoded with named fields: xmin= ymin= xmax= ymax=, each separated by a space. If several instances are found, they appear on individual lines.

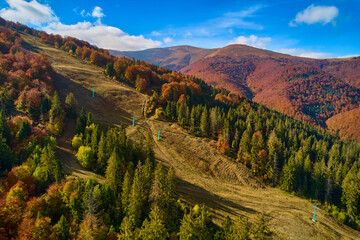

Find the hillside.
xmin=110 ymin=45 xmax=216 ymax=71
xmin=23 ymin=32 xmax=360 ymax=240
xmin=119 ymin=44 xmax=360 ymax=139
xmin=1 ymin=18 xmax=360 ymax=239
xmin=326 ymin=107 xmax=360 ymax=141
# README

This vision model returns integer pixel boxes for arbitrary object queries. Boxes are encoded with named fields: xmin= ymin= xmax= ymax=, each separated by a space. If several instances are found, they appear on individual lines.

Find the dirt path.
xmin=22 ymin=34 xmax=360 ymax=240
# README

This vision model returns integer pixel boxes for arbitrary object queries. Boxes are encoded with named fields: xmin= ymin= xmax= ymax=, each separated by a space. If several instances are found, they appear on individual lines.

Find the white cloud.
xmin=290 ymin=4 xmax=339 ymax=26
xmin=80 ymin=9 xmax=86 ymax=17
xmin=92 ymin=6 xmax=104 ymax=19
xmin=151 ymin=31 xmax=161 ymax=36
xmin=229 ymin=35 xmax=271 ymax=49
xmin=1 ymin=1 xmax=160 ymax=51
xmin=44 ymin=22 xmax=161 ymax=51
xmin=278 ymin=48 xmax=335 ymax=59
xmin=0 ymin=0 xmax=58 ymax=26
xmin=163 ymin=37 xmax=173 ymax=44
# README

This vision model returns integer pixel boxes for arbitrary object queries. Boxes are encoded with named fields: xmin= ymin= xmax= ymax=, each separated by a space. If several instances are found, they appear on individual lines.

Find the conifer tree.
xmin=139 ymin=206 xmax=167 ymax=240
xmin=55 ymin=215 xmax=70 ymax=240
xmin=129 ymin=162 xmax=145 ymax=226
xmin=50 ymin=91 xmax=61 ymax=122
xmin=76 ymin=107 xmax=87 ymax=134
xmin=97 ymin=132 xmax=107 ymax=173
xmin=200 ymin=108 xmax=209 ymax=136
xmin=252 ymin=212 xmax=272 ymax=240
xmin=65 ymin=93 xmax=77 ymax=118
xmin=18 ymin=121 xmax=31 ymax=140
xmin=118 ymin=216 xmax=134 ymax=240
xmin=121 ymin=170 xmax=132 ymax=215
xmin=105 ymin=149 xmax=122 ymax=195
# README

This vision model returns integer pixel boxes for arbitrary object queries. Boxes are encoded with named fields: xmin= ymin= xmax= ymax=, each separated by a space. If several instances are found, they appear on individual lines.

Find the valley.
xmin=22 ymin=33 xmax=360 ymax=240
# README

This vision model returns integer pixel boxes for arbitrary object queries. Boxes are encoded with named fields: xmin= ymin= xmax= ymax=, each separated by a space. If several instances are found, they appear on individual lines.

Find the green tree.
xmin=0 ymin=110 xmax=10 ymax=141
xmin=49 ymin=91 xmax=61 ymax=121
xmin=65 ymin=93 xmax=77 ymax=118
xmin=105 ymin=149 xmax=123 ymax=195
xmin=105 ymin=62 xmax=114 ymax=77
xmin=18 ymin=121 xmax=31 ymax=140
xmin=139 ymin=206 xmax=167 ymax=240
xmin=200 ymin=108 xmax=209 ymax=136
xmin=97 ymin=132 xmax=107 ymax=173
xmin=76 ymin=146 xmax=94 ymax=169
xmin=121 ymin=170 xmax=132 ymax=215
xmin=118 ymin=216 xmax=134 ymax=240
xmin=55 ymin=215 xmax=70 ymax=240
xmin=76 ymin=108 xmax=87 ymax=134
xmin=252 ymin=212 xmax=272 ymax=240
xmin=129 ymin=162 xmax=145 ymax=227
xmin=226 ymin=216 xmax=250 ymax=240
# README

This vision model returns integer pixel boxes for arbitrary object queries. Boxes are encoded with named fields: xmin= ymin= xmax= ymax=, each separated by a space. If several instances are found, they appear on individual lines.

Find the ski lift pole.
xmin=158 ymin=128 xmax=161 ymax=140
xmin=132 ymin=116 xmax=135 ymax=126
xmin=312 ymin=205 xmax=319 ymax=222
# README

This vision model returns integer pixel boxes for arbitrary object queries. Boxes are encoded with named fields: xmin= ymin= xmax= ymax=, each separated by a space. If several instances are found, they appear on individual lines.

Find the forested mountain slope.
xmin=114 ymin=44 xmax=360 ymax=140
xmin=0 ymin=18 xmax=360 ymax=239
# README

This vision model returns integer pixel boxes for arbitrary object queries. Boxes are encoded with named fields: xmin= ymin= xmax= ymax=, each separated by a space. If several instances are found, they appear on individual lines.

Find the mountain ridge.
xmin=112 ymin=44 xmax=360 ymax=140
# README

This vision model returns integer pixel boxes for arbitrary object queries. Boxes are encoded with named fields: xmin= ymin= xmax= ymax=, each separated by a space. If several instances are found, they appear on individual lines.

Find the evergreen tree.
xmin=0 ymin=110 xmax=10 ymax=141
xmin=55 ymin=215 xmax=70 ymax=240
xmin=121 ymin=170 xmax=132 ymax=215
xmin=105 ymin=149 xmax=122 ymax=195
xmin=200 ymin=108 xmax=209 ymax=136
xmin=76 ymin=107 xmax=87 ymax=134
xmin=226 ymin=216 xmax=250 ymax=240
xmin=252 ymin=212 xmax=272 ymax=240
xmin=139 ymin=206 xmax=167 ymax=240
xmin=49 ymin=91 xmax=61 ymax=121
xmin=129 ymin=162 xmax=145 ymax=227
xmin=18 ymin=121 xmax=31 ymax=140
xmin=97 ymin=132 xmax=107 ymax=173
xmin=118 ymin=216 xmax=134 ymax=240
xmin=65 ymin=93 xmax=77 ymax=118
xmin=27 ymin=100 xmax=35 ymax=117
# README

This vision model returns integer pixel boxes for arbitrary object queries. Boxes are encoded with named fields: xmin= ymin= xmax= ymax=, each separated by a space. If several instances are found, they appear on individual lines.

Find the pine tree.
xmin=18 ymin=121 xmax=31 ymax=140
xmin=252 ymin=212 xmax=272 ymax=240
xmin=121 ymin=170 xmax=132 ymax=215
xmin=139 ymin=206 xmax=167 ymax=240
xmin=17 ymin=91 xmax=26 ymax=111
xmin=76 ymin=107 xmax=87 ymax=134
xmin=129 ymin=162 xmax=145 ymax=226
xmin=87 ymin=112 xmax=92 ymax=126
xmin=0 ymin=110 xmax=10 ymax=141
xmin=97 ymin=132 xmax=107 ymax=173
xmin=27 ymin=100 xmax=35 ymax=117
xmin=200 ymin=108 xmax=209 ymax=136
xmin=65 ymin=93 xmax=77 ymax=118
xmin=118 ymin=216 xmax=134 ymax=240
xmin=105 ymin=149 xmax=122 ymax=195
xmin=210 ymin=108 xmax=218 ymax=136
xmin=226 ymin=216 xmax=250 ymax=240
xmin=55 ymin=215 xmax=70 ymax=240
xmin=49 ymin=91 xmax=61 ymax=122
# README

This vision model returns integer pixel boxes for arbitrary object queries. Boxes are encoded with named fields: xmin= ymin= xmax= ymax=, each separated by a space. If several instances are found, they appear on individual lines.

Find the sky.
xmin=0 ymin=0 xmax=359 ymax=58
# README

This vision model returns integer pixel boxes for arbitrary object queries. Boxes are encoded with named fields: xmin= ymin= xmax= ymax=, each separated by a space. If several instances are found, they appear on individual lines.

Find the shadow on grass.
xmin=21 ymin=40 xmax=41 ymax=53
xmin=177 ymin=178 xmax=257 ymax=219
xmin=52 ymin=72 xmax=132 ymax=128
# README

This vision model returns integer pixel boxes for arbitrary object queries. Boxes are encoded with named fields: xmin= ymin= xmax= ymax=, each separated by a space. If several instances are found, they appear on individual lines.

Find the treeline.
xmin=160 ymin=99 xmax=360 ymax=230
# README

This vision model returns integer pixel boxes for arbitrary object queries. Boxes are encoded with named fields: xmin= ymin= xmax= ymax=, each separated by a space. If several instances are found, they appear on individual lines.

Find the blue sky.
xmin=0 ymin=0 xmax=359 ymax=58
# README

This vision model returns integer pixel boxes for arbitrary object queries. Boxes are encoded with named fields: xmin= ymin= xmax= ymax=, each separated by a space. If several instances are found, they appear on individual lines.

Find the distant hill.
xmin=110 ymin=45 xmax=216 ymax=71
xmin=114 ymin=44 xmax=360 ymax=138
